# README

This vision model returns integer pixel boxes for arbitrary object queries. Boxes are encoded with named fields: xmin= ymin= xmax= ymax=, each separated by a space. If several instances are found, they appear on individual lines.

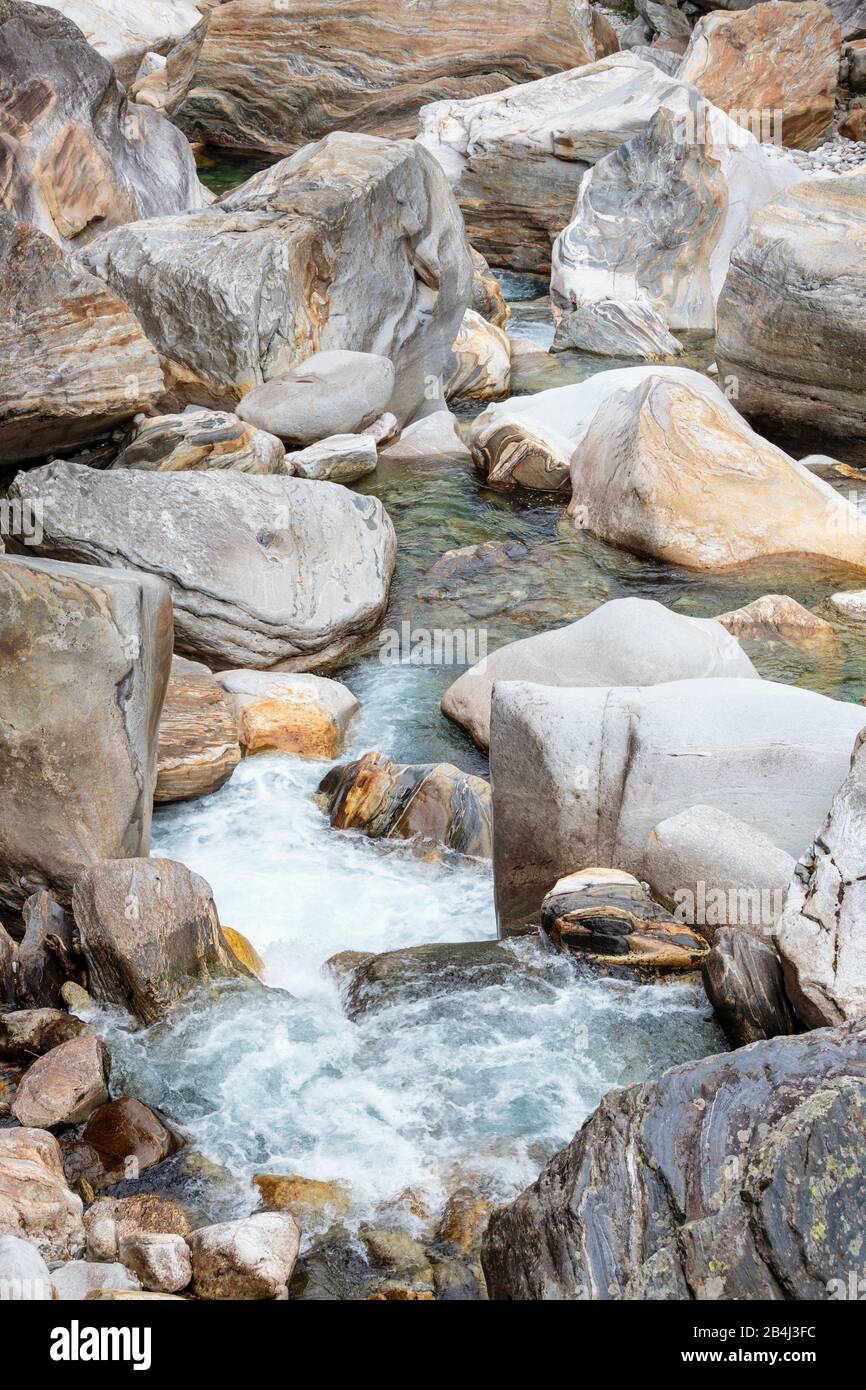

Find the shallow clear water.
xmin=105 ymin=193 xmax=866 ymax=1232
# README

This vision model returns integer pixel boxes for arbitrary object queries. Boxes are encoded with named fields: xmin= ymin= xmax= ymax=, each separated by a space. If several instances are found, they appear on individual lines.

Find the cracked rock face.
xmin=168 ymin=0 xmax=617 ymax=157
xmin=8 ymin=461 xmax=397 ymax=671
xmin=776 ymin=732 xmax=866 ymax=1028
xmin=482 ymin=1020 xmax=866 ymax=1299
xmin=81 ymin=132 xmax=473 ymax=422
xmin=0 ymin=0 xmax=205 ymax=250
xmin=0 ymin=217 xmax=164 ymax=464
xmin=716 ymin=174 xmax=866 ymax=440
xmin=0 ymin=555 xmax=172 ymax=912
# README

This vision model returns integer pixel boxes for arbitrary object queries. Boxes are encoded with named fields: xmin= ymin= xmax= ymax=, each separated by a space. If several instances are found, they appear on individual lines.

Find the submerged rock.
xmin=112 ymin=410 xmax=286 ymax=474
xmin=0 ymin=556 xmax=172 ymax=912
xmin=0 ymin=217 xmax=164 ymax=463
xmin=490 ymin=677 xmax=866 ymax=930
xmin=566 ymin=372 xmax=866 ymax=569
xmin=216 ymin=671 xmax=359 ymax=760
xmin=169 ymin=0 xmax=617 ymax=156
xmin=678 ymin=0 xmax=840 ymax=151
xmin=776 ymin=732 xmax=866 ymax=1028
xmin=419 ymin=53 xmax=682 ymax=273
xmin=72 ymin=857 xmax=256 ymax=1025
xmin=0 ymin=1127 xmax=84 ymax=1260
xmin=9 ymin=462 xmax=397 ymax=671
xmin=704 ymin=927 xmax=799 ymax=1046
xmin=156 ymin=657 xmax=241 ymax=805
xmin=715 ymin=593 xmax=838 ymax=645
xmin=540 ymin=869 xmax=708 ymax=976
xmin=716 ymin=174 xmax=866 ymax=440
xmin=81 ymin=133 xmax=472 ymax=421
xmin=482 ymin=1021 xmax=866 ymax=1299
xmin=318 ymin=752 xmax=492 ymax=859
xmin=0 ymin=0 xmax=204 ymax=249
xmin=441 ymin=596 xmax=756 ymax=751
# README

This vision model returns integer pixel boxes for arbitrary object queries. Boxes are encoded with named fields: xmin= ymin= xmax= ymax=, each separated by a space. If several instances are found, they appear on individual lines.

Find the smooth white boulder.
xmin=236 ymin=351 xmax=395 ymax=446
xmin=490 ymin=677 xmax=866 ymax=930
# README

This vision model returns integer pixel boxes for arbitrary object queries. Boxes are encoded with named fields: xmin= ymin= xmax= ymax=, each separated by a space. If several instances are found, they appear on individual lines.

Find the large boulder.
xmin=188 ymin=1212 xmax=301 ymax=1299
xmin=11 ymin=1034 xmax=111 ymax=1128
xmin=776 ymin=732 xmax=866 ymax=1027
xmin=482 ymin=1021 xmax=866 ymax=1299
xmin=715 ymin=174 xmax=866 ymax=440
xmin=0 ymin=555 xmax=171 ymax=912
xmin=81 ymin=133 xmax=472 ymax=421
xmin=7 ymin=462 xmax=396 ymax=671
xmin=550 ymin=88 xmax=809 ymax=338
xmin=62 ymin=1096 xmax=179 ymax=1190
xmin=37 ymin=0 xmax=204 ymax=86
xmin=490 ymin=677 xmax=866 ymax=930
xmin=168 ymin=0 xmax=617 ymax=157
xmin=470 ymin=363 xmax=719 ymax=491
xmin=692 ymin=0 xmax=865 ymax=41
xmin=445 ymin=310 xmax=511 ymax=405
xmin=156 ymin=657 xmax=241 ymax=804
xmin=441 ymin=597 xmax=757 ymax=750
xmin=566 ymin=372 xmax=866 ymax=570
xmin=0 ymin=217 xmax=164 ymax=464
xmin=644 ymin=804 xmax=796 ymax=939
xmin=418 ymin=52 xmax=683 ymax=273
xmin=678 ymin=1 xmax=841 ymax=150
xmin=0 ymin=0 xmax=205 ymax=250
xmin=112 ymin=410 xmax=286 ymax=473
xmin=0 ymin=1127 xmax=84 ymax=1260
xmin=72 ymin=857 xmax=256 ymax=1024
xmin=318 ymin=752 xmax=492 ymax=859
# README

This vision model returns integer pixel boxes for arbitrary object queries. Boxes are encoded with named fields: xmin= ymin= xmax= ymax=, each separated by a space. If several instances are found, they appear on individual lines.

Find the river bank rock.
xmin=112 ymin=410 xmax=286 ymax=473
xmin=550 ymin=88 xmax=808 ymax=338
xmin=81 ymin=133 xmax=472 ymax=421
xmin=62 ymin=1096 xmax=180 ymax=1191
xmin=715 ymin=174 xmax=866 ymax=440
xmin=441 ymin=597 xmax=756 ymax=750
xmin=216 ymin=671 xmax=359 ymax=759
xmin=482 ymin=1020 xmax=866 ymax=1299
xmin=72 ymin=858 xmax=256 ymax=1025
xmin=254 ymin=1174 xmax=351 ymax=1226
xmin=692 ymin=0 xmax=865 ymax=41
xmin=540 ymin=869 xmax=709 ymax=976
xmin=285 ymin=435 xmax=378 ymax=484
xmin=715 ymin=593 xmax=838 ymax=644
xmin=8 ymin=463 xmax=397 ymax=671
xmin=379 ymin=410 xmax=472 ymax=464
xmin=84 ymin=1193 xmax=191 ymax=1262
xmin=0 ymin=1009 xmax=84 ymax=1060
xmin=318 ymin=752 xmax=492 ymax=859
xmin=168 ymin=0 xmax=616 ymax=156
xmin=419 ymin=53 xmax=683 ymax=273
xmin=118 ymin=1232 xmax=191 ymax=1293
xmin=644 ymin=805 xmax=796 ymax=939
xmin=0 ymin=1234 xmax=54 ymax=1299
xmin=470 ymin=364 xmax=727 ymax=491
xmin=237 ymin=351 xmax=395 ymax=446
xmin=17 ymin=891 xmax=78 ymax=1010
xmin=0 ymin=1127 xmax=84 ymax=1260
xmin=446 ymin=311 xmax=511 ymax=404
xmin=0 ymin=218 xmax=164 ymax=464
xmin=490 ymin=677 xmax=866 ymax=930
xmin=470 ymin=249 xmax=509 ymax=328
xmin=0 ymin=0 xmax=204 ymax=250
xmin=38 ymin=0 xmax=204 ymax=86
xmin=328 ymin=939 xmax=551 ymax=1021
xmin=552 ymin=298 xmax=683 ymax=359
xmin=678 ymin=1 xmax=841 ymax=151
xmin=826 ymin=589 xmax=866 ymax=623
xmin=0 ymin=925 xmax=16 ymax=1010
xmin=0 ymin=556 xmax=171 ymax=912
xmin=776 ymin=732 xmax=866 ymax=1027
xmin=703 ymin=927 xmax=799 ymax=1045
xmin=566 ymin=372 xmax=866 ymax=569
xmin=11 ymin=1034 xmax=111 ymax=1128
xmin=52 ymin=1259 xmax=141 ymax=1299
xmin=156 ymin=657 xmax=241 ymax=804
xmin=188 ymin=1212 xmax=301 ymax=1299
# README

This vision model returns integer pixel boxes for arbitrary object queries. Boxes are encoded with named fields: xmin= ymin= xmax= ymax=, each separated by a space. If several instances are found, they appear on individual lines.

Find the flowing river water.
xmin=94 ymin=156 xmax=866 ymax=1238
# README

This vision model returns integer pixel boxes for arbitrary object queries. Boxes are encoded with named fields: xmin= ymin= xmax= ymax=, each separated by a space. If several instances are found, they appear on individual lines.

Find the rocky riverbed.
xmin=2 ymin=0 xmax=866 ymax=1304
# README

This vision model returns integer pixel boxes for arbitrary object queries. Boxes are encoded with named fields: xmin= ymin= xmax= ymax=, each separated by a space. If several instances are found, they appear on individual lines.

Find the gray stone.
xmin=52 ymin=1259 xmax=141 ymax=1300
xmin=285 ymin=433 xmax=378 ymax=483
xmin=704 ymin=927 xmax=799 ymax=1046
xmin=12 ymin=1034 xmax=111 ymax=1128
xmin=0 ymin=1127 xmax=84 ymax=1260
xmin=188 ymin=1212 xmax=301 ymax=1299
xmin=112 ymin=409 xmax=286 ymax=473
xmin=16 ymin=892 xmax=76 ymax=1010
xmin=0 ymin=1234 xmax=54 ymax=1300
xmin=118 ymin=1231 xmax=191 ymax=1293
xmin=237 ymin=351 xmax=394 ymax=446
xmin=552 ymin=298 xmax=682 ymax=359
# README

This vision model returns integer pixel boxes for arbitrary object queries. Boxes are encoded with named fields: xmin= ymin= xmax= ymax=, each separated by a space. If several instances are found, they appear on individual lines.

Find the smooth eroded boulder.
xmin=11 ymin=1034 xmax=111 ymax=1128
xmin=0 ymin=1127 xmax=84 ymax=1260
xmin=156 ymin=657 xmax=241 ymax=803
xmin=566 ymin=372 xmax=866 ymax=569
xmin=37 ymin=0 xmax=204 ymax=86
xmin=62 ymin=1095 xmax=179 ymax=1190
xmin=716 ymin=174 xmax=866 ymax=439
xmin=703 ymin=927 xmax=799 ymax=1046
xmin=482 ymin=1021 xmax=866 ymax=1299
xmin=169 ymin=0 xmax=617 ymax=156
xmin=284 ymin=434 xmax=378 ymax=484
xmin=72 ymin=857 xmax=256 ymax=1024
xmin=112 ymin=410 xmax=286 ymax=473
xmin=0 ymin=217 xmax=164 ymax=463
xmin=445 ymin=310 xmax=511 ymax=404
xmin=0 ymin=1234 xmax=54 ymax=1300
xmin=0 ymin=0 xmax=205 ymax=248
xmin=81 ymin=133 xmax=473 ymax=421
xmin=216 ymin=670 xmax=359 ymax=759
xmin=0 ymin=555 xmax=172 ymax=911
xmin=716 ymin=593 xmax=838 ymax=644
xmin=441 ymin=596 xmax=756 ymax=751
xmin=8 ymin=462 xmax=396 ymax=671
xmin=490 ymin=677 xmax=866 ymax=930
xmin=237 ymin=351 xmax=394 ymax=446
